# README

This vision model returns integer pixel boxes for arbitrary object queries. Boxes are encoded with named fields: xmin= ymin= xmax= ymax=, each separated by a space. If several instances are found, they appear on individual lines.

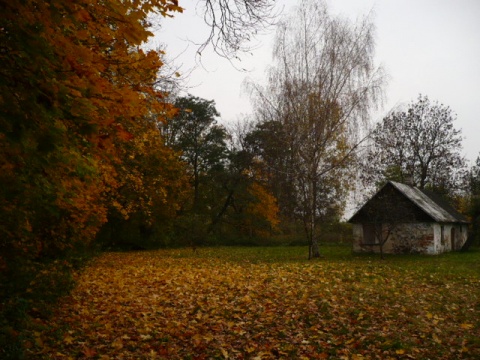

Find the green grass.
xmin=170 ymin=244 xmax=480 ymax=277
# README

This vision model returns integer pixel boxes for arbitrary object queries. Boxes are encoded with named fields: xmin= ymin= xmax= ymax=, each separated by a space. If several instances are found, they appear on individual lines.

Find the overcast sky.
xmin=153 ymin=0 xmax=480 ymax=164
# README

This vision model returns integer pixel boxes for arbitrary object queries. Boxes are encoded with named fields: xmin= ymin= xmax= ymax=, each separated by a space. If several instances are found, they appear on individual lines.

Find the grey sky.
xmin=154 ymin=0 xmax=480 ymax=163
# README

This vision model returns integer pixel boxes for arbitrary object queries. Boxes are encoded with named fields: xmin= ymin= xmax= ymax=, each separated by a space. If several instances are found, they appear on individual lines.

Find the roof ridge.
xmin=388 ymin=181 xmax=468 ymax=223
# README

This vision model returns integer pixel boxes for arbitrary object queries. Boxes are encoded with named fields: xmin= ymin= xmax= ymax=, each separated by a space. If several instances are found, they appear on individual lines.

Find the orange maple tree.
xmin=0 ymin=0 xmax=183 ymax=258
xmin=0 ymin=2 xmax=186 ymax=355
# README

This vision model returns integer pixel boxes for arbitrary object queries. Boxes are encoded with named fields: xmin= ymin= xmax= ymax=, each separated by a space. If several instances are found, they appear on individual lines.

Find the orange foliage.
xmin=0 ymin=0 xmax=184 ymax=258
xmin=111 ymin=122 xmax=190 ymax=224
xmin=246 ymin=182 xmax=280 ymax=231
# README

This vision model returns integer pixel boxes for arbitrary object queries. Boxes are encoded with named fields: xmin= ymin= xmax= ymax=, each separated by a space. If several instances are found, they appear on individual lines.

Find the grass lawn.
xmin=27 ymin=246 xmax=480 ymax=359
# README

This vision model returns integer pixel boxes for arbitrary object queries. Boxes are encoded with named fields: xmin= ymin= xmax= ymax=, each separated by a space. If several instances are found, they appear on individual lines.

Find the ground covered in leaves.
xmin=27 ymin=247 xmax=479 ymax=359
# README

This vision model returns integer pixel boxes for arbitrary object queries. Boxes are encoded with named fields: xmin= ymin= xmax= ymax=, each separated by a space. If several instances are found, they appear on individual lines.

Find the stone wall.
xmin=353 ymin=223 xmax=434 ymax=254
xmin=353 ymin=222 xmax=469 ymax=255
xmin=432 ymin=223 xmax=469 ymax=254
xmin=390 ymin=223 xmax=435 ymax=254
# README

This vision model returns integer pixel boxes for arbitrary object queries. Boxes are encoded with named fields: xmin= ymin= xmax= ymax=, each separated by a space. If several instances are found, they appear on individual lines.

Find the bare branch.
xmin=247 ymin=0 xmax=386 ymax=257
xmin=198 ymin=0 xmax=279 ymax=59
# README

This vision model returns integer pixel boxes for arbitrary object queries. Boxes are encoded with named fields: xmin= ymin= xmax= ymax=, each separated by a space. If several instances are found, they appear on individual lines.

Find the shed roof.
xmin=389 ymin=181 xmax=468 ymax=223
xmin=349 ymin=181 xmax=469 ymax=224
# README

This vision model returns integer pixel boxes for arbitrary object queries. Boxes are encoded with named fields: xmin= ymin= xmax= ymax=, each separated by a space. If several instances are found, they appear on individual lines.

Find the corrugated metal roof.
xmin=388 ymin=181 xmax=468 ymax=223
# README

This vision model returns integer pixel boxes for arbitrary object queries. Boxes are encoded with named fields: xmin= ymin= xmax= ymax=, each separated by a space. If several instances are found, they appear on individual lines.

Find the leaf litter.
xmin=27 ymin=248 xmax=480 ymax=359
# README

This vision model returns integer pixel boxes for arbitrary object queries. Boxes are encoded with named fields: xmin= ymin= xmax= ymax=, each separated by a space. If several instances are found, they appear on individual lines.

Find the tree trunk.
xmin=306 ymin=216 xmax=321 ymax=259
xmin=308 ymin=176 xmax=320 ymax=259
xmin=306 ymin=215 xmax=321 ymax=259
xmin=310 ymin=237 xmax=321 ymax=258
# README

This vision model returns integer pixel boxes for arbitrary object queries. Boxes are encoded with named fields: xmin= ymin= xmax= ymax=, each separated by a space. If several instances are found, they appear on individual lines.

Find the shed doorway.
xmin=451 ymin=228 xmax=456 ymax=250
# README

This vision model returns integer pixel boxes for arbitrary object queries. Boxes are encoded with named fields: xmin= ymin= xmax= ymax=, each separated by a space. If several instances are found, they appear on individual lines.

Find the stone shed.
xmin=348 ymin=181 xmax=469 ymax=255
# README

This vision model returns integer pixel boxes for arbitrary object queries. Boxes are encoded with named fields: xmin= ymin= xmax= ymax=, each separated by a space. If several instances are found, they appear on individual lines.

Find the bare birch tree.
xmin=249 ymin=0 xmax=385 ymax=258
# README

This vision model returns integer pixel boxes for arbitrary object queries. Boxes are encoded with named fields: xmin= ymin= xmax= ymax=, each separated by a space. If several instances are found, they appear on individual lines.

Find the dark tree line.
xmin=160 ymin=95 xmax=280 ymax=248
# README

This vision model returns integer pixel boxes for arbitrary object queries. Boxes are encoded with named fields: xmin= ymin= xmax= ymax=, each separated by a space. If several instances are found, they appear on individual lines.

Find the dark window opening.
xmin=363 ymin=223 xmax=382 ymax=245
